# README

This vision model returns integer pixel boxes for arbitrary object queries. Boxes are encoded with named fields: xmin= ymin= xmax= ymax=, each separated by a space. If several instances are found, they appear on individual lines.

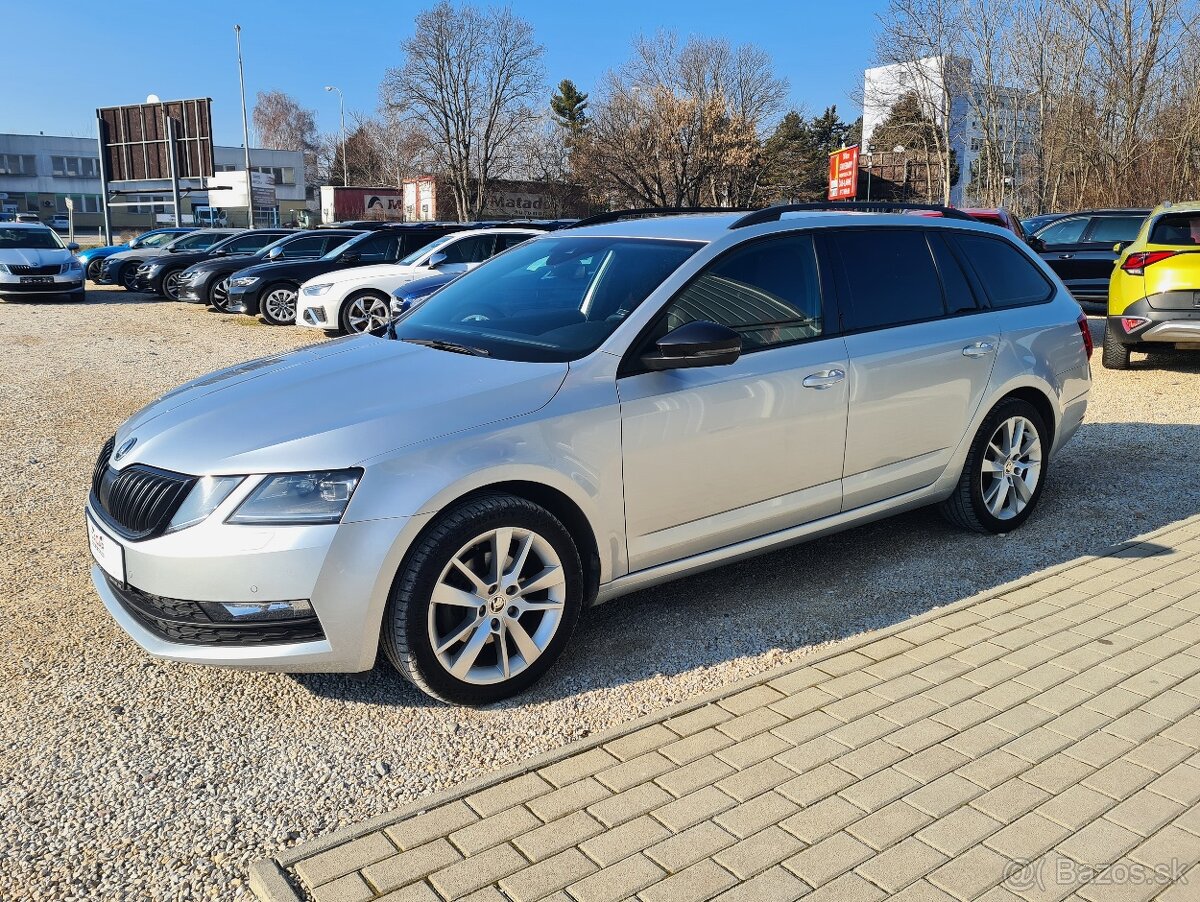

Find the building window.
xmin=50 ymin=156 xmax=100 ymax=178
xmin=57 ymin=194 xmax=102 ymax=214
xmin=252 ymin=165 xmax=295 ymax=185
xmin=214 ymin=163 xmax=236 ymax=172
xmin=0 ymin=154 xmax=37 ymax=175
xmin=129 ymin=194 xmax=167 ymax=214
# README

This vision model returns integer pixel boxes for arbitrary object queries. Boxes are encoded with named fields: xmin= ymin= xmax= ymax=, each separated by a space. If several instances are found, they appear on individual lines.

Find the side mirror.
xmin=427 ymin=251 xmax=449 ymax=268
xmin=67 ymin=242 xmax=80 ymax=252
xmin=641 ymin=320 xmax=742 ymax=371
xmin=266 ymin=246 xmax=284 ymax=260
xmin=341 ymin=252 xmax=360 ymax=263
xmin=1027 ymin=236 xmax=1045 ymax=253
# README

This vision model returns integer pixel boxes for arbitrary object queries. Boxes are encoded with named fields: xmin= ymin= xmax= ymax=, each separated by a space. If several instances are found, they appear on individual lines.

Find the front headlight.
xmin=0 ymin=264 xmax=9 ymax=274
xmin=302 ymin=283 xmax=332 ymax=296
xmin=227 ymin=469 xmax=362 ymax=526
xmin=166 ymin=475 xmax=244 ymax=533
xmin=61 ymin=260 xmax=82 ymax=274
xmin=230 ymin=276 xmax=260 ymax=288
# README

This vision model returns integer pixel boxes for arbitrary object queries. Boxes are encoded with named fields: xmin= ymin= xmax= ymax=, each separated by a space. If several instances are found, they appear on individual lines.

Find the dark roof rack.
xmin=729 ymin=202 xmax=976 ymax=229
xmin=573 ymin=207 xmax=756 ymax=228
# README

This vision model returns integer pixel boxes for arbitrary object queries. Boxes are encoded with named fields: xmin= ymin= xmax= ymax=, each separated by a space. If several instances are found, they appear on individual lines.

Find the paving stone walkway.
xmin=251 ymin=514 xmax=1200 ymax=902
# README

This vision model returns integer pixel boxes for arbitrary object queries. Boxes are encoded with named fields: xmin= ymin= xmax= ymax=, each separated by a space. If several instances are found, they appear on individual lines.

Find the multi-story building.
xmin=0 ymin=133 xmax=308 ymax=232
xmin=862 ymin=56 xmax=1035 ymax=207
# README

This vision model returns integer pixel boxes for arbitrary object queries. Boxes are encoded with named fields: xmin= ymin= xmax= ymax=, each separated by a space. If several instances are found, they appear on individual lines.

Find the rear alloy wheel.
xmin=119 ymin=263 xmax=140 ymax=292
xmin=259 ymin=285 xmax=298 ymax=325
xmin=1101 ymin=323 xmax=1132 ymax=370
xmin=940 ymin=398 xmax=1048 ymax=534
xmin=161 ymin=268 xmax=184 ymax=300
xmin=86 ymin=258 xmax=104 ymax=282
xmin=382 ymin=494 xmax=584 ymax=705
xmin=208 ymin=276 xmax=231 ymax=311
xmin=341 ymin=290 xmax=392 ymax=335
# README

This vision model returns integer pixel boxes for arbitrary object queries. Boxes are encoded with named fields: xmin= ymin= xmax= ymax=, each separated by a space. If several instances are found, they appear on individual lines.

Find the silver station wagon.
xmin=86 ymin=204 xmax=1092 ymax=704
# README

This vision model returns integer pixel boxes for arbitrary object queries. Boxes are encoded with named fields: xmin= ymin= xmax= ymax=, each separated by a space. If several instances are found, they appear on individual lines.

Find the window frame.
xmin=618 ymin=228 xmax=836 ymax=378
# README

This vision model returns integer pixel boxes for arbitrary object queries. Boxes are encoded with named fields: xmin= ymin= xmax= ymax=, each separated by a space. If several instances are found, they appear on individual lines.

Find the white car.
xmin=0 ymin=222 xmax=84 ymax=300
xmin=297 ymin=227 xmax=541 ymax=334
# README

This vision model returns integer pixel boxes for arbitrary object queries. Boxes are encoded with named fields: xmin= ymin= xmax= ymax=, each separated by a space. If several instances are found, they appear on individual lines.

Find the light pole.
xmin=325 ymin=85 xmax=349 ymax=187
xmin=893 ymin=145 xmax=908 ymax=202
xmin=235 ymin=25 xmax=255 ymax=228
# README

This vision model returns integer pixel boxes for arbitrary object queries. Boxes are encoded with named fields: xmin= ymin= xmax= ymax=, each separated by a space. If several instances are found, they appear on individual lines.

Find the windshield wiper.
xmin=401 ymin=338 xmax=490 ymax=357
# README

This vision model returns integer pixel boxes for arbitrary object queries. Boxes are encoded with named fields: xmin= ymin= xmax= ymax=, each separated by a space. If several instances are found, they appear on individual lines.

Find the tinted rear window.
xmin=831 ymin=230 xmax=945 ymax=330
xmin=1148 ymin=213 xmax=1200 ymax=247
xmin=952 ymin=233 xmax=1052 ymax=308
xmin=1087 ymin=216 xmax=1144 ymax=243
xmin=928 ymin=233 xmax=978 ymax=314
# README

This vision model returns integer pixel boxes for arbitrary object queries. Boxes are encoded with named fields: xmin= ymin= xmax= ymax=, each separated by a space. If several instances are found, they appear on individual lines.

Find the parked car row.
xmin=85 ymin=202 xmax=1095 ymax=704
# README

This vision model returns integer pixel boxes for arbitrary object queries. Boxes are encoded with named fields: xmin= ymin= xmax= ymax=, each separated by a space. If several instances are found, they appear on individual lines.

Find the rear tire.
xmin=1101 ymin=323 xmax=1132 ymax=370
xmin=381 ymin=493 xmax=584 ymax=705
xmin=259 ymin=284 xmax=298 ymax=325
xmin=940 ymin=398 xmax=1049 ymax=534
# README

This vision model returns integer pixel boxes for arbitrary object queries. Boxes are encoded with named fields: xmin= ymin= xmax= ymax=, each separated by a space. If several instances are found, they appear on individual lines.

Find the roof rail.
xmin=573 ymin=207 xmax=756 ymax=228
xmin=729 ymin=202 xmax=976 ymax=229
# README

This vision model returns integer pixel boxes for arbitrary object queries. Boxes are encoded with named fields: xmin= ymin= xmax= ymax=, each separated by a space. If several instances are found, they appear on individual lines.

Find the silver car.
xmin=86 ymin=207 xmax=1092 ymax=704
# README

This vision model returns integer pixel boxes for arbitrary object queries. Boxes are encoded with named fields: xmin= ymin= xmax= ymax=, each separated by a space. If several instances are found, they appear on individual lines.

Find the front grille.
xmin=106 ymin=577 xmax=325 ymax=646
xmin=91 ymin=439 xmax=195 ymax=540
xmin=8 ymin=264 xmax=60 ymax=275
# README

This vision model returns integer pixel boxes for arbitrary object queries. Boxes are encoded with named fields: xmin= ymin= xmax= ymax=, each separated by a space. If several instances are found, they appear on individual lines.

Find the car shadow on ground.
xmin=294 ymin=417 xmax=1200 ymax=709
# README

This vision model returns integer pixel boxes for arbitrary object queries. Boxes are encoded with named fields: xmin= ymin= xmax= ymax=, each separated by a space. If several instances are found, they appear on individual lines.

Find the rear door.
xmin=1074 ymin=214 xmax=1147 ymax=299
xmin=1035 ymin=215 xmax=1092 ymax=286
xmin=830 ymin=228 xmax=1000 ymax=510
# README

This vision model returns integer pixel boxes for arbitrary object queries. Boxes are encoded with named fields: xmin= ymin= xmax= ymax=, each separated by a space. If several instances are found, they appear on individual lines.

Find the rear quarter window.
xmin=951 ymin=233 xmax=1053 ymax=308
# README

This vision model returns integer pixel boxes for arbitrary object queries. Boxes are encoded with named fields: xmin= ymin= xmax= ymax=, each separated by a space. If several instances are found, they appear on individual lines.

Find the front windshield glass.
xmin=395 ymin=236 xmax=701 ymax=362
xmin=398 ymin=234 xmax=454 ymax=266
xmin=168 ymin=231 xmax=224 ymax=251
xmin=0 ymin=227 xmax=65 ymax=250
xmin=139 ymin=232 xmax=178 ymax=248
xmin=322 ymin=229 xmax=371 ymax=260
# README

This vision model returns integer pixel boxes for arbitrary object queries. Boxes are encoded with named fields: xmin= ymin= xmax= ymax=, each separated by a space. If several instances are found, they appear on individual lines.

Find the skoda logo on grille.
xmin=113 ymin=437 xmax=137 ymax=462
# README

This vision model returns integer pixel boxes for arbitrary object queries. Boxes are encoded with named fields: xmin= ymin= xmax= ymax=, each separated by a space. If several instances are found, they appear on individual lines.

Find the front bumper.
xmin=224 ymin=282 xmax=260 ymax=315
xmin=176 ymin=274 xmax=210 ymax=303
xmin=133 ymin=268 xmax=165 ymax=294
xmin=298 ymin=294 xmax=339 ymax=329
xmin=96 ymin=260 xmax=123 ymax=285
xmin=87 ymin=495 xmax=415 ymax=672
xmin=0 ymin=276 xmax=83 ymax=295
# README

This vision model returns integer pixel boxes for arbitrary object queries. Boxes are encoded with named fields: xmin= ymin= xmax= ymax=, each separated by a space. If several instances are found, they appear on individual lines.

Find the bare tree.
xmin=381 ymin=1 xmax=545 ymax=220
xmin=252 ymin=90 xmax=320 ymax=187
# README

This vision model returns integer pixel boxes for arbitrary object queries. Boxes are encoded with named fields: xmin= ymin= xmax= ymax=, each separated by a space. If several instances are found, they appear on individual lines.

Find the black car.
xmin=133 ymin=229 xmax=294 ymax=299
xmin=1033 ymin=209 xmax=1150 ymax=307
xmin=225 ymin=223 xmax=474 ymax=325
xmin=178 ymin=229 xmax=364 ymax=310
xmin=98 ymin=229 xmax=240 ymax=290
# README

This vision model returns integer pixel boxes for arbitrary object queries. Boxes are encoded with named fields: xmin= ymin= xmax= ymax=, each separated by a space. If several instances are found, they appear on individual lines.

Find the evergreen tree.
xmin=550 ymin=80 xmax=590 ymax=134
xmin=761 ymin=105 xmax=855 ymax=201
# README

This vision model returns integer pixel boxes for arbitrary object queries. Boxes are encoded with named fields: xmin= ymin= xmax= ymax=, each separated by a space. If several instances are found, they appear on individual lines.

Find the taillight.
xmin=1121 ymin=250 xmax=1177 ymax=275
xmin=1077 ymin=313 xmax=1093 ymax=360
xmin=1122 ymin=317 xmax=1150 ymax=334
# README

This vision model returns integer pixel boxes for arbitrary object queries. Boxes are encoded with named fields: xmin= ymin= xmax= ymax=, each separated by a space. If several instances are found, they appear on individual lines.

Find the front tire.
xmin=1101 ymin=323 xmax=1132 ymax=370
xmin=208 ymin=276 xmax=231 ymax=311
xmin=940 ymin=398 xmax=1049 ymax=534
xmin=259 ymin=284 xmax=298 ymax=325
xmin=86 ymin=258 xmax=104 ymax=282
xmin=119 ymin=263 xmax=140 ymax=292
xmin=340 ymin=290 xmax=392 ymax=335
xmin=381 ymin=494 xmax=584 ymax=705
xmin=161 ymin=268 xmax=184 ymax=300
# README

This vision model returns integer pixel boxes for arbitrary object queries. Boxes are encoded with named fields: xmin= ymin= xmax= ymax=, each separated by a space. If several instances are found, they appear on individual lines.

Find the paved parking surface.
xmin=257 ymin=514 xmax=1200 ymax=902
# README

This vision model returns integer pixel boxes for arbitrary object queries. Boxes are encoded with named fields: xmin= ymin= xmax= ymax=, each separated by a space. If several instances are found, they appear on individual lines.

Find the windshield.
xmin=139 ymin=231 xmax=180 ymax=248
xmin=322 ymin=230 xmax=372 ymax=260
xmin=168 ymin=231 xmax=226 ymax=251
xmin=0 ymin=227 xmax=65 ymax=250
xmin=394 ymin=236 xmax=701 ymax=362
xmin=398 ymin=234 xmax=454 ymax=266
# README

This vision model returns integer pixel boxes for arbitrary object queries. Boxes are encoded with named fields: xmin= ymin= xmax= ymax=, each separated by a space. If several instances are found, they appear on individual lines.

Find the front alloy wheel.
xmin=209 ymin=277 xmax=231 ymax=311
xmin=119 ymin=264 xmax=139 ymax=291
xmin=162 ymin=269 xmax=183 ymax=300
xmin=382 ymin=494 xmax=583 ymax=704
xmin=343 ymin=291 xmax=392 ymax=335
xmin=260 ymin=285 xmax=298 ymax=325
xmin=86 ymin=258 xmax=104 ymax=281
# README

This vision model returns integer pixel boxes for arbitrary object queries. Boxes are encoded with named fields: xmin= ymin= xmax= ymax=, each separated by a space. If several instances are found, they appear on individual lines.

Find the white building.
xmin=0 ymin=133 xmax=308 ymax=230
xmin=862 ymin=56 xmax=1035 ymax=206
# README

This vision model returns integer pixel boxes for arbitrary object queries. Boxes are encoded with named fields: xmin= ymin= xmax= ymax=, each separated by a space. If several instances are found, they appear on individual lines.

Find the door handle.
xmin=802 ymin=368 xmax=846 ymax=389
xmin=1058 ymin=253 xmax=1074 ymax=259
xmin=962 ymin=341 xmax=995 ymax=358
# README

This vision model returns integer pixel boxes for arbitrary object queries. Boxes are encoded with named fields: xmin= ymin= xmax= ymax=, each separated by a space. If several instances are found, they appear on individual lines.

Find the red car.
xmin=962 ymin=207 xmax=1036 ymax=247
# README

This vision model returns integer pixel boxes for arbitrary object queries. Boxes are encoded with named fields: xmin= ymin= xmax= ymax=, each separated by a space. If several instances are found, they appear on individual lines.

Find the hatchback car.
xmin=133 ymin=229 xmax=292 ymax=299
xmin=98 ymin=229 xmax=240 ymax=291
xmin=78 ymin=228 xmax=196 ymax=282
xmin=86 ymin=206 xmax=1091 ymax=704
xmin=1104 ymin=200 xmax=1200 ymax=369
xmin=0 ymin=223 xmax=83 ymax=300
xmin=1033 ymin=209 xmax=1149 ymax=307
xmin=298 ymin=228 xmax=541 ymax=335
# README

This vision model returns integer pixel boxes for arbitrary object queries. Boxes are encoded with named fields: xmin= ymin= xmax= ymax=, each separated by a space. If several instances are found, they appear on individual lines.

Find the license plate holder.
xmin=87 ymin=512 xmax=126 ymax=585
xmin=20 ymin=276 xmax=54 ymax=284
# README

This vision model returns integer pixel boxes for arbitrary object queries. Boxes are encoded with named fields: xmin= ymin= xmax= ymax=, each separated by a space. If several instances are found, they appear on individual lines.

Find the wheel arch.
xmin=998 ymin=385 xmax=1057 ymax=448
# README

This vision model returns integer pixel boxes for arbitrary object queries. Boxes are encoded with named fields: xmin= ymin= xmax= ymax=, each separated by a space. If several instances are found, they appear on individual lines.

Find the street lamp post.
xmin=893 ymin=145 xmax=908 ymax=202
xmin=325 ymin=85 xmax=349 ymax=187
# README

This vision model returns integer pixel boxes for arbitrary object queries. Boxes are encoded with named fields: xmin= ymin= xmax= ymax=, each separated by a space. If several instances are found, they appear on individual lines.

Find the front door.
xmin=618 ymin=232 xmax=848 ymax=572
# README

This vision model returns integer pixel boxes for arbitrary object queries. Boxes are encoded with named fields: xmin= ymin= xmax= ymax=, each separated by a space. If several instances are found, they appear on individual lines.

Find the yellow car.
xmin=1105 ymin=201 xmax=1200 ymax=368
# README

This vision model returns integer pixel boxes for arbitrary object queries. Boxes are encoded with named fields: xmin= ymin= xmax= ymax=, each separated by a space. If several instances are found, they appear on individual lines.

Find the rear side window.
xmin=1087 ymin=216 xmax=1144 ymax=244
xmin=662 ymin=233 xmax=823 ymax=351
xmin=1148 ymin=213 xmax=1200 ymax=246
xmin=952 ymin=233 xmax=1052 ymax=308
xmin=1036 ymin=217 xmax=1088 ymax=245
xmin=928 ymin=233 xmax=979 ymax=314
xmin=830 ymin=230 xmax=945 ymax=331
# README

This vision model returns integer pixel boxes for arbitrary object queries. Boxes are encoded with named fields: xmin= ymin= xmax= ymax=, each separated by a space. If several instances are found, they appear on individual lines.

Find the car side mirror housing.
xmin=1027 ymin=236 xmax=1045 ymax=252
xmin=67 ymin=242 xmax=80 ymax=252
xmin=427 ymin=251 xmax=449 ymax=268
xmin=266 ymin=246 xmax=283 ymax=260
xmin=641 ymin=320 xmax=742 ymax=371
xmin=341 ymin=252 xmax=360 ymax=263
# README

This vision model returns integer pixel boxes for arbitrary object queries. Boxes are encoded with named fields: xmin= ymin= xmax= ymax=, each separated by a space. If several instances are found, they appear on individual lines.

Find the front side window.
xmin=1087 ymin=216 xmax=1144 ymax=244
xmin=170 ymin=232 xmax=225 ymax=251
xmin=658 ymin=233 xmax=824 ymax=351
xmin=1148 ymin=213 xmax=1200 ymax=246
xmin=223 ymin=232 xmax=279 ymax=254
xmin=831 ymin=229 xmax=945 ymax=331
xmin=1036 ymin=217 xmax=1088 ymax=246
xmin=336 ymin=231 xmax=399 ymax=263
xmin=952 ymin=233 xmax=1052 ymax=308
xmin=436 ymin=235 xmax=494 ymax=265
xmin=398 ymin=234 xmax=452 ymax=266
xmin=395 ymin=236 xmax=699 ymax=362
xmin=0 ymin=227 xmax=64 ymax=250
xmin=274 ymin=235 xmax=328 ymax=258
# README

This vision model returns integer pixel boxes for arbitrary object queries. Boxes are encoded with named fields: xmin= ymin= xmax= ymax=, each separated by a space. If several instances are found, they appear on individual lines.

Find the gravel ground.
xmin=2 ymin=289 xmax=1199 ymax=901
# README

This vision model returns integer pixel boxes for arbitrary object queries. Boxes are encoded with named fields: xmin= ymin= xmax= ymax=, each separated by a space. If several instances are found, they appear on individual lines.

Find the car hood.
xmin=107 ymin=247 xmax=168 ymax=263
xmin=112 ymin=336 xmax=569 ymax=475
xmin=78 ymin=244 xmax=128 ymax=260
xmin=312 ymin=263 xmax=414 ymax=287
xmin=0 ymin=247 xmax=73 ymax=267
xmin=232 ymin=258 xmax=347 ymax=282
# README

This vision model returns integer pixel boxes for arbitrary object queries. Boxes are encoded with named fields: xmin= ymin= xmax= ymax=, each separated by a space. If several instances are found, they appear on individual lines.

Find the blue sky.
xmin=6 ymin=0 xmax=885 ymax=145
